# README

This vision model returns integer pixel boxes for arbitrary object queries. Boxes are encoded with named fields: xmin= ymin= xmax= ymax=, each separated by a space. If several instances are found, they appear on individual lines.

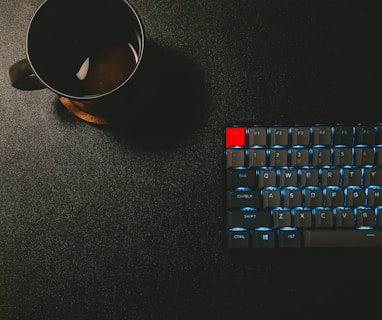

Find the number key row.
xmin=226 ymin=147 xmax=382 ymax=167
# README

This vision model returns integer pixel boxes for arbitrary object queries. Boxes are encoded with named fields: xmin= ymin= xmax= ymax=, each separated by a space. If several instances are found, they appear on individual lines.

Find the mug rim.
xmin=25 ymin=0 xmax=145 ymax=100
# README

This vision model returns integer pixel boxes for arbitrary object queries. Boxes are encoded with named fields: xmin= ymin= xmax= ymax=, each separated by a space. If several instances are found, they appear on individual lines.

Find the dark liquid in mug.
xmin=75 ymin=42 xmax=138 ymax=96
xmin=27 ymin=0 xmax=142 ymax=98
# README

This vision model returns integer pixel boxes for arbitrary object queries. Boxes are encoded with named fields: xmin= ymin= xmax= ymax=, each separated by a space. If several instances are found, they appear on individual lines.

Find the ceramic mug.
xmin=8 ymin=0 xmax=149 ymax=125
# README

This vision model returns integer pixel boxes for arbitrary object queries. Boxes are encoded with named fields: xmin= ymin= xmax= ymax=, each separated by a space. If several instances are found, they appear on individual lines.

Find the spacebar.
xmin=304 ymin=230 xmax=382 ymax=247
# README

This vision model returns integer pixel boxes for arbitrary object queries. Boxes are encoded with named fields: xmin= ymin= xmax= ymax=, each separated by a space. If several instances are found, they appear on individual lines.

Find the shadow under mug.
xmin=8 ymin=0 xmax=150 ymax=125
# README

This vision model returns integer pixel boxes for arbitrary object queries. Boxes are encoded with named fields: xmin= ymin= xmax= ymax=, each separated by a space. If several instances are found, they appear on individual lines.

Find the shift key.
xmin=227 ymin=190 xmax=260 ymax=209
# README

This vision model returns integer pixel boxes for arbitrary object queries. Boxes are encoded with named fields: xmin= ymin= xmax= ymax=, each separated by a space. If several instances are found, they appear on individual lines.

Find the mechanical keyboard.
xmin=224 ymin=123 xmax=382 ymax=249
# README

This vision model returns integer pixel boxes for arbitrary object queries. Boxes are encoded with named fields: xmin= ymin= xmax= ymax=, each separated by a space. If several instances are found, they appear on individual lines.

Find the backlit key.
xmin=354 ymin=125 xmax=375 ymax=145
xmin=226 ymin=149 xmax=245 ymax=168
xmin=312 ymin=126 xmax=332 ymax=145
xmin=291 ymin=127 xmax=310 ymax=146
xmin=226 ymin=127 xmax=246 ymax=148
xmin=269 ymin=127 xmax=289 ymax=146
xmin=248 ymin=127 xmax=267 ymax=146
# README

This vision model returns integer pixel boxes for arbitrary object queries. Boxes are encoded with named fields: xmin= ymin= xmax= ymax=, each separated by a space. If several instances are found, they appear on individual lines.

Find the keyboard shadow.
xmin=227 ymin=247 xmax=382 ymax=263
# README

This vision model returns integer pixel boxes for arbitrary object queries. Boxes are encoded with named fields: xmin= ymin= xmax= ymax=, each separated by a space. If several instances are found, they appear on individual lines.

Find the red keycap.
xmin=226 ymin=127 xmax=246 ymax=148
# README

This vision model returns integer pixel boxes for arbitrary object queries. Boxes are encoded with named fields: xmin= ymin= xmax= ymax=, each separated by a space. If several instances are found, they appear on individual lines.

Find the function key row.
xmin=225 ymin=124 xmax=382 ymax=148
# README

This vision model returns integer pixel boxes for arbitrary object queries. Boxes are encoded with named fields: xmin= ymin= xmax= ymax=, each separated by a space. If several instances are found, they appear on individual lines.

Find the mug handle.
xmin=8 ymin=58 xmax=46 ymax=90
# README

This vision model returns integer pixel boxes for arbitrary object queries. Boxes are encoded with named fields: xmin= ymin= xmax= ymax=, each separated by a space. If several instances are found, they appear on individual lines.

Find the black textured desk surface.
xmin=1 ymin=1 xmax=382 ymax=319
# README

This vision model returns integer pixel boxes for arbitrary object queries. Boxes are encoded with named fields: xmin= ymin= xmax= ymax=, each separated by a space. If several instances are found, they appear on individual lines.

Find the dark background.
xmin=1 ymin=0 xmax=382 ymax=319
